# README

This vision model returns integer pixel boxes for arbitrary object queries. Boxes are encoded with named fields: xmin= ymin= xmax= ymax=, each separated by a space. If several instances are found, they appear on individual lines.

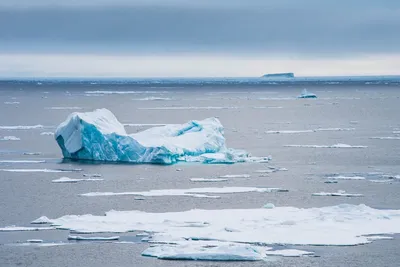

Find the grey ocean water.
xmin=0 ymin=80 xmax=400 ymax=266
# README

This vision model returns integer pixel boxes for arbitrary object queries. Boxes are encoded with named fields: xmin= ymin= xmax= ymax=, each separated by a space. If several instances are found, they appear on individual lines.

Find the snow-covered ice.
xmin=0 ymin=160 xmax=45 ymax=164
xmin=284 ymin=144 xmax=367 ymax=148
xmin=0 ymin=168 xmax=82 ymax=173
xmin=68 ymin=235 xmax=120 ymax=241
xmin=31 ymin=216 xmax=52 ymax=224
xmin=41 ymin=204 xmax=400 ymax=246
xmin=312 ymin=190 xmax=363 ymax=197
xmin=55 ymin=108 xmax=264 ymax=164
xmin=265 ymin=249 xmax=314 ymax=257
xmin=218 ymin=174 xmax=250 ymax=178
xmin=190 ymin=178 xmax=228 ymax=182
xmin=52 ymin=177 xmax=103 ymax=183
xmin=0 ymin=136 xmax=20 ymax=141
xmin=0 ymin=125 xmax=43 ymax=130
xmin=81 ymin=187 xmax=287 ymax=198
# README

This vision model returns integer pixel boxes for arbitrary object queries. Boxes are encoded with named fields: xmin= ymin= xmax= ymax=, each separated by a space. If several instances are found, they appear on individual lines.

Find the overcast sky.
xmin=1 ymin=0 xmax=399 ymax=77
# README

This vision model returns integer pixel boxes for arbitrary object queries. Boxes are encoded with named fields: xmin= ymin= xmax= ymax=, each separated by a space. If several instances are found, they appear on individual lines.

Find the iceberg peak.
xmin=54 ymin=109 xmax=266 ymax=165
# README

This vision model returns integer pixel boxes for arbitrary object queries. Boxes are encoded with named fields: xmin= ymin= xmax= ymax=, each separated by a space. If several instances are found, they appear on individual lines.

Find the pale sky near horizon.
xmin=1 ymin=0 xmax=399 ymax=77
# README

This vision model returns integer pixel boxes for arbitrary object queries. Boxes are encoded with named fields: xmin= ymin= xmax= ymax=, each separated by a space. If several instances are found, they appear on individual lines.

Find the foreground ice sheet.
xmin=55 ymin=108 xmax=266 ymax=164
xmin=40 ymin=204 xmax=400 ymax=246
xmin=81 ymin=187 xmax=287 ymax=198
xmin=142 ymin=242 xmax=267 ymax=261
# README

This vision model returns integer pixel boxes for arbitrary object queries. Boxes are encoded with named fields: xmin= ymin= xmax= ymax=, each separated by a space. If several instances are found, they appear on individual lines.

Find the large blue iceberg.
xmin=55 ymin=109 xmax=267 ymax=164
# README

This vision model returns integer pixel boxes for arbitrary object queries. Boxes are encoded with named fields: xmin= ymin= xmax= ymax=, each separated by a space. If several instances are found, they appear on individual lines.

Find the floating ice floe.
xmin=297 ymin=89 xmax=317 ymax=99
xmin=68 ymin=235 xmax=120 ymax=241
xmin=132 ymin=97 xmax=172 ymax=101
xmin=265 ymin=249 xmax=314 ymax=257
xmin=23 ymin=152 xmax=41 ymax=156
xmin=266 ymin=130 xmax=315 ymax=134
xmin=0 ymin=226 xmax=54 ymax=232
xmin=83 ymin=173 xmax=102 ymax=178
xmin=142 ymin=242 xmax=267 ymax=261
xmin=325 ymin=175 xmax=366 ymax=180
xmin=0 ymin=136 xmax=20 ymax=141
xmin=8 ymin=242 xmax=68 ymax=247
xmin=31 ymin=216 xmax=52 ymax=224
xmin=55 ymin=108 xmax=267 ymax=164
xmin=284 ymin=144 xmax=367 ymax=148
xmin=218 ymin=174 xmax=250 ymax=178
xmin=27 ymin=239 xmax=43 ymax=243
xmin=312 ymin=190 xmax=363 ymax=197
xmin=40 ymin=132 xmax=54 ymax=136
xmin=4 ymin=101 xmax=20 ymax=105
xmin=0 ymin=125 xmax=44 ymax=130
xmin=365 ymin=236 xmax=394 ymax=241
xmin=52 ymin=177 xmax=104 ymax=183
xmin=190 ymin=178 xmax=228 ymax=182
xmin=370 ymin=137 xmax=400 ymax=140
xmin=0 ymin=160 xmax=45 ymax=164
xmin=0 ymin=168 xmax=82 ymax=173
xmin=84 ymin=91 xmax=166 ymax=95
xmin=81 ymin=187 xmax=287 ymax=198
xmin=40 ymin=204 xmax=400 ymax=246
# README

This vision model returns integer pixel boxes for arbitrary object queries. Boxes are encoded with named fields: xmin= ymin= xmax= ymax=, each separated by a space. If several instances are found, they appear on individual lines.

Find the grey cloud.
xmin=1 ymin=1 xmax=400 ymax=56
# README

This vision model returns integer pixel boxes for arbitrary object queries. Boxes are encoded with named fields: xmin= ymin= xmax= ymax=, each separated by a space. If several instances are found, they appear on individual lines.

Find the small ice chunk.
xmin=1 ymin=168 xmax=82 ymax=173
xmin=284 ymin=144 xmax=367 ymax=148
xmin=366 ymin=236 xmax=393 ymax=240
xmin=136 ymin=232 xmax=150 ymax=237
xmin=40 ymin=132 xmax=54 ymax=136
xmin=312 ymin=191 xmax=363 ymax=197
xmin=0 ymin=125 xmax=44 ymax=130
xmin=176 ymin=168 xmax=183 ymax=171
xmin=265 ymin=249 xmax=314 ymax=257
xmin=23 ymin=152 xmax=41 ymax=156
xmin=190 ymin=178 xmax=228 ymax=182
xmin=326 ymin=175 xmax=366 ymax=180
xmin=83 ymin=173 xmax=102 ymax=178
xmin=265 ymin=130 xmax=314 ymax=134
xmin=218 ymin=174 xmax=250 ymax=178
xmin=1 ymin=136 xmax=21 ymax=141
xmin=31 ymin=216 xmax=52 ymax=224
xmin=4 ymin=101 xmax=20 ymax=104
xmin=324 ymin=180 xmax=338 ymax=184
xmin=68 ymin=235 xmax=120 ymax=241
xmin=263 ymin=203 xmax=275 ymax=209
xmin=52 ymin=177 xmax=103 ymax=183
xmin=27 ymin=239 xmax=43 ymax=243
xmin=297 ymin=89 xmax=317 ymax=99
xmin=0 ymin=160 xmax=45 ymax=164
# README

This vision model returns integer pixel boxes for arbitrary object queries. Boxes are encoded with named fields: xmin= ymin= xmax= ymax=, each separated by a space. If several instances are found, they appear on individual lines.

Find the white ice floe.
xmin=265 ymin=249 xmax=314 ymax=257
xmin=253 ymin=106 xmax=283 ymax=109
xmin=55 ymin=108 xmax=265 ymax=164
xmin=190 ymin=178 xmax=228 ymax=182
xmin=369 ymin=179 xmax=394 ymax=183
xmin=9 ymin=242 xmax=67 ymax=247
xmin=27 ymin=239 xmax=43 ymax=243
xmin=266 ymin=130 xmax=314 ymax=134
xmin=52 ymin=177 xmax=103 ymax=183
xmin=218 ymin=174 xmax=250 ymax=178
xmin=284 ymin=144 xmax=367 ymax=148
xmin=43 ymin=204 xmax=400 ymax=246
xmin=83 ymin=173 xmax=102 ymax=178
xmin=370 ymin=137 xmax=400 ymax=140
xmin=31 ymin=216 xmax=52 ymax=224
xmin=68 ymin=235 xmax=120 ymax=241
xmin=315 ymin=128 xmax=355 ymax=131
xmin=46 ymin=107 xmax=83 ymax=110
xmin=312 ymin=190 xmax=363 ymax=197
xmin=255 ymin=167 xmax=287 ymax=174
xmin=365 ymin=236 xmax=394 ymax=240
xmin=81 ymin=187 xmax=287 ymax=198
xmin=0 ymin=226 xmax=54 ymax=232
xmin=0 ymin=168 xmax=82 ymax=173
xmin=123 ymin=123 xmax=168 ymax=127
xmin=0 ymin=136 xmax=20 ymax=141
xmin=142 ymin=242 xmax=267 ymax=261
xmin=4 ymin=102 xmax=20 ymax=104
xmin=85 ymin=91 xmax=165 ymax=94
xmin=132 ymin=97 xmax=172 ymax=101
xmin=393 ymin=131 xmax=400 ymax=134
xmin=40 ymin=132 xmax=54 ymax=136
xmin=137 ymin=106 xmax=239 ymax=110
xmin=23 ymin=152 xmax=41 ymax=155
xmin=0 ymin=125 xmax=44 ymax=130
xmin=326 ymin=175 xmax=366 ymax=180
xmin=0 ymin=160 xmax=45 ymax=164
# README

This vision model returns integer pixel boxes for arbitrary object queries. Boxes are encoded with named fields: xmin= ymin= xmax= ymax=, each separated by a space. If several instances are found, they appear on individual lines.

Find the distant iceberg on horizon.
xmin=54 ymin=109 xmax=267 ymax=165
xmin=261 ymin=72 xmax=294 ymax=79
xmin=297 ymin=89 xmax=317 ymax=98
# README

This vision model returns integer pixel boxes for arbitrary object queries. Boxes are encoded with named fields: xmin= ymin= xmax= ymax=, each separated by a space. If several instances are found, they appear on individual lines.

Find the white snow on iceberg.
xmin=41 ymin=204 xmax=400 ymax=246
xmin=54 ymin=108 xmax=266 ymax=164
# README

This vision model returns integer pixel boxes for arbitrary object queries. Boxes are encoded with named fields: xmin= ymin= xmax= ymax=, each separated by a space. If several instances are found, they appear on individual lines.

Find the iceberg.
xmin=55 ymin=108 xmax=266 ymax=164
xmin=261 ymin=73 xmax=294 ymax=79
xmin=297 ymin=89 xmax=317 ymax=99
